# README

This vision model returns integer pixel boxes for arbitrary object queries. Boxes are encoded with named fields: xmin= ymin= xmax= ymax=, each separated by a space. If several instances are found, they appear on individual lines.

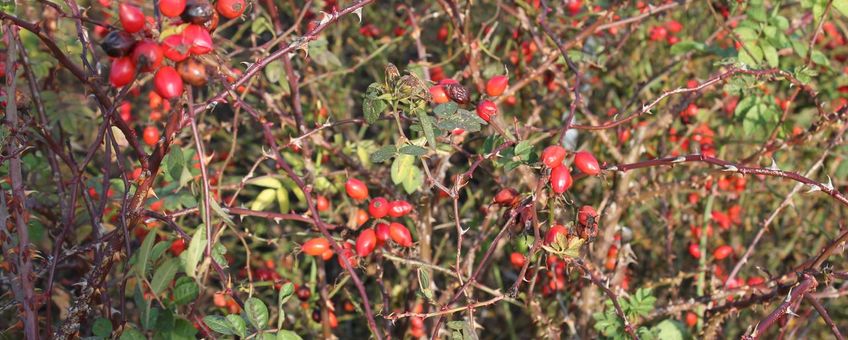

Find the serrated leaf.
xmin=276 ymin=330 xmax=303 ymax=340
xmin=209 ymin=197 xmax=236 ymax=227
xmin=734 ymin=26 xmax=758 ymax=41
xmin=203 ymin=316 xmax=235 ymax=335
xmin=245 ymin=297 xmax=269 ymax=330
xmin=308 ymin=39 xmax=342 ymax=68
xmin=150 ymin=257 xmax=180 ymax=295
xmin=391 ymin=154 xmax=415 ymax=185
xmin=418 ymin=268 xmax=433 ymax=300
xmin=514 ymin=141 xmax=533 ymax=156
xmin=173 ymin=277 xmax=199 ymax=305
xmin=278 ymin=282 xmax=295 ymax=329
xmin=669 ymin=41 xmax=705 ymax=55
xmin=92 ymin=318 xmax=113 ymax=337
xmin=652 ymin=320 xmax=688 ymax=340
xmin=165 ymin=148 xmax=185 ymax=183
xmin=434 ymin=102 xmax=458 ymax=116
xmin=119 ymin=328 xmax=145 ymax=340
xmin=370 ymin=145 xmax=397 ymax=163
xmin=810 ymin=50 xmax=830 ymax=66
xmin=738 ymin=42 xmax=764 ymax=66
xmin=418 ymin=111 xmax=437 ymax=148
xmin=363 ymin=83 xmax=387 ymax=124
xmin=135 ymin=227 xmax=157 ymax=278
xmin=251 ymin=16 xmax=272 ymax=34
xmin=182 ymin=225 xmax=206 ymax=279
xmin=761 ymin=42 xmax=779 ymax=67
xmin=226 ymin=314 xmax=247 ymax=338
xmin=398 ymin=145 xmax=427 ymax=156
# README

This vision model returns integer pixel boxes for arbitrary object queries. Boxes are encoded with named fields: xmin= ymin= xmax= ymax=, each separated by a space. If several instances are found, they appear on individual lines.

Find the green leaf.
xmin=135 ymin=227 xmax=157 ymax=278
xmin=276 ymin=330 xmax=303 ymax=340
xmin=651 ymin=319 xmax=688 ymax=340
xmin=251 ymin=16 xmax=273 ymax=35
xmin=182 ymin=226 xmax=207 ymax=279
xmin=251 ymin=188 xmax=279 ymax=211
xmin=203 ymin=315 xmax=235 ymax=335
xmin=434 ymin=102 xmax=459 ymax=116
xmin=418 ymin=268 xmax=434 ymax=300
xmin=119 ymin=327 xmax=145 ymax=340
xmin=92 ymin=318 xmax=113 ymax=337
xmin=226 ymin=314 xmax=247 ymax=338
xmin=265 ymin=60 xmax=284 ymax=83
xmin=514 ymin=141 xmax=533 ymax=156
xmin=173 ymin=277 xmax=199 ymax=305
xmin=418 ymin=111 xmax=437 ymax=149
xmin=363 ymin=83 xmax=387 ymax=124
xmin=370 ymin=145 xmax=397 ymax=163
xmin=835 ymin=0 xmax=848 ymax=16
xmin=398 ymin=145 xmax=427 ymax=156
xmin=309 ymin=39 xmax=342 ymax=68
xmin=245 ymin=297 xmax=269 ymax=330
xmin=212 ymin=243 xmax=228 ymax=268
xmin=391 ymin=154 xmax=415 ymax=185
xmin=165 ymin=148 xmax=185 ymax=183
xmin=669 ymin=41 xmax=705 ymax=55
xmin=248 ymin=176 xmax=284 ymax=189
xmin=810 ymin=50 xmax=830 ymax=66
xmin=276 ymin=187 xmax=290 ymax=214
xmin=209 ymin=198 xmax=236 ymax=227
xmin=402 ymin=164 xmax=423 ymax=194
xmin=738 ymin=42 xmax=764 ymax=66
xmin=278 ymin=282 xmax=295 ymax=329
xmin=734 ymin=27 xmax=758 ymax=41
xmin=761 ymin=42 xmax=779 ymax=68
xmin=150 ymin=257 xmax=180 ymax=295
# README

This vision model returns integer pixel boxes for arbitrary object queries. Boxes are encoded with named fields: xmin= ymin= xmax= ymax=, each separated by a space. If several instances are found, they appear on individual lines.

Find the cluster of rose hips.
xmin=100 ymin=0 xmax=246 ymax=96
xmin=541 ymin=146 xmax=600 ymax=194
xmin=300 ymin=178 xmax=415 ymax=267
xmin=648 ymin=19 xmax=683 ymax=45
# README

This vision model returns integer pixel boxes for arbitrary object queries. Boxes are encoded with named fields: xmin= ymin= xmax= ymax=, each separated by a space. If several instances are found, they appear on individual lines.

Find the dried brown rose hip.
xmin=444 ymin=83 xmax=470 ymax=104
xmin=176 ymin=58 xmax=208 ymax=86
xmin=101 ymin=31 xmax=136 ymax=57
xmin=181 ymin=0 xmax=214 ymax=24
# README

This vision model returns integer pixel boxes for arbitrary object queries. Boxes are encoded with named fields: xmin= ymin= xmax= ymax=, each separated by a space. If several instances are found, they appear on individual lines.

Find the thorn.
xmin=723 ymin=165 xmax=738 ymax=172
xmin=767 ymin=158 xmax=780 ymax=170
xmin=672 ymin=156 xmax=686 ymax=163
xmin=353 ymin=7 xmax=363 ymax=23
xmin=273 ymin=217 xmax=283 ymax=224
xmin=318 ymin=11 xmax=333 ymax=26
xmin=786 ymin=307 xmax=799 ymax=317
xmin=824 ymin=176 xmax=834 ymax=191
xmin=805 ymin=184 xmax=822 ymax=194
xmin=606 ymin=165 xmax=619 ymax=171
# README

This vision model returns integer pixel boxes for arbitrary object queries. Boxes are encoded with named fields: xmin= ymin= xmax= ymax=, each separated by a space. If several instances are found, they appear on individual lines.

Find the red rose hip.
xmin=574 ymin=151 xmax=600 ymax=175
xmin=368 ymin=197 xmax=389 ymax=219
xmin=153 ymin=66 xmax=184 ymax=99
xmin=549 ymin=165 xmax=572 ymax=194
xmin=119 ymin=3 xmax=145 ymax=33
xmin=541 ymin=145 xmax=567 ymax=168
xmin=345 ymin=178 xmax=369 ymax=200
xmin=486 ymin=75 xmax=508 ymax=97
xmin=356 ymin=229 xmax=377 ymax=257
xmin=388 ymin=222 xmax=413 ymax=247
